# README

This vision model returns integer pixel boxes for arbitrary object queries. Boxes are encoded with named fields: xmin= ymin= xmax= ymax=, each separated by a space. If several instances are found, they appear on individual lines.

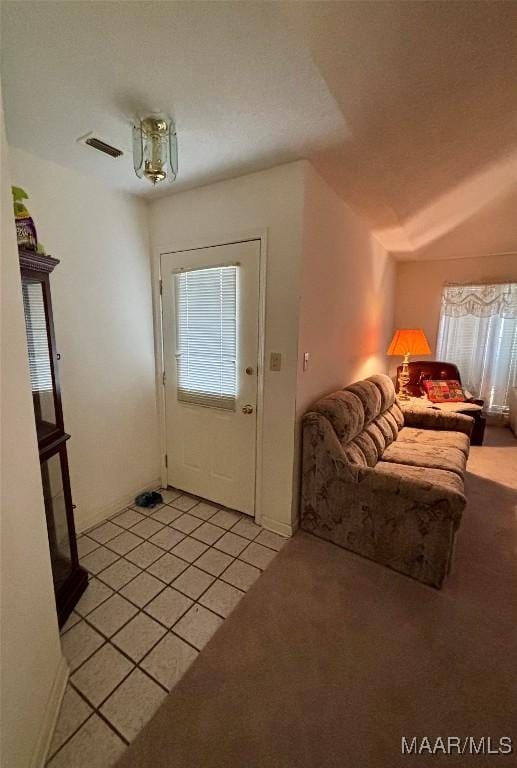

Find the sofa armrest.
xmin=302 ymin=412 xmax=354 ymax=476
xmin=401 ymin=406 xmax=474 ymax=436
xmin=356 ymin=465 xmax=465 ymax=525
xmin=301 ymin=412 xmax=356 ymax=514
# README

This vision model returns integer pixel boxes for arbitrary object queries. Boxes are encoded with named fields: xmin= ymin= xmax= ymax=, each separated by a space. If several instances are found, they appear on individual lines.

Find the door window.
xmin=174 ymin=265 xmax=238 ymax=410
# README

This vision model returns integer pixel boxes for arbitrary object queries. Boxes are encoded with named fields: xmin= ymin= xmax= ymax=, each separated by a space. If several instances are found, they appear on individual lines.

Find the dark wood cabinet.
xmin=19 ymin=249 xmax=88 ymax=627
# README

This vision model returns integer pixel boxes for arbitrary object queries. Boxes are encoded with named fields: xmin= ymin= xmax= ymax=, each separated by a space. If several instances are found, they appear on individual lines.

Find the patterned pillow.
xmin=422 ymin=379 xmax=466 ymax=403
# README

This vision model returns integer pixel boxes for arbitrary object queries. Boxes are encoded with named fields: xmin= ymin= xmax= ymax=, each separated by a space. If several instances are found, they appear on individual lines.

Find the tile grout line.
xmin=57 ymin=491 xmax=283 ymax=765
xmin=84 ymin=494 xmax=264 ymax=548
xmin=81 ymin=491 xmax=273 ymax=546
xmin=66 ymin=575 xmax=248 ymax=727
xmin=59 ymin=573 xmax=232 ymax=758
xmin=65 ymin=524 xmax=270 ymax=636
xmin=46 ymin=709 xmax=97 ymax=764
xmin=57 ymin=635 xmax=169 ymax=758
xmin=66 ymin=550 xmax=263 ymax=694
xmin=75 ymin=499 xmax=274 ymax=604
xmin=73 ymin=538 xmax=247 ymax=673
xmin=47 ymin=665 xmax=136 ymax=763
xmin=81 ymin=499 xmax=193 ymax=549
xmin=84 ymin=500 xmax=224 ymax=566
xmin=67 ymin=519 xmax=272 ymax=637
xmin=69 ymin=549 xmax=234 ymax=687
xmin=47 ymin=682 xmax=129 ymax=764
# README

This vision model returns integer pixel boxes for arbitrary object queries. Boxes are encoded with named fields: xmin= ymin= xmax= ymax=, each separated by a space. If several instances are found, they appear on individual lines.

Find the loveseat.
xmin=301 ymin=374 xmax=473 ymax=588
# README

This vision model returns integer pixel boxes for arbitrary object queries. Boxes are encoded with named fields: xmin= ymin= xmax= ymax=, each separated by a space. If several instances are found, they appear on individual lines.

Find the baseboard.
xmin=77 ymin=477 xmax=161 ymax=534
xmin=30 ymin=654 xmax=69 ymax=768
xmin=261 ymin=514 xmax=298 ymax=538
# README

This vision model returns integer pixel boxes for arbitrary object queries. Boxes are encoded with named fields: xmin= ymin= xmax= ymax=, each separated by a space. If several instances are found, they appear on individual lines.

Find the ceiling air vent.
xmin=84 ymin=136 xmax=123 ymax=158
xmin=77 ymin=132 xmax=124 ymax=158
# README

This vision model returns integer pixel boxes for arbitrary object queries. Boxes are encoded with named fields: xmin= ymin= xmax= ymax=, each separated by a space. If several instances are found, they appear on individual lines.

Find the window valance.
xmin=441 ymin=282 xmax=517 ymax=319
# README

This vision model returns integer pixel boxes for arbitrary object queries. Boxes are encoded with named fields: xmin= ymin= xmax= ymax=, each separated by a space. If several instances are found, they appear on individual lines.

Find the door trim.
xmin=151 ymin=229 xmax=268 ymax=525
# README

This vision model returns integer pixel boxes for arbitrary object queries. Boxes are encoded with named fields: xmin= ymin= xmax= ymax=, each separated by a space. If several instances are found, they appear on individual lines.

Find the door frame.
xmin=151 ymin=228 xmax=268 ymax=525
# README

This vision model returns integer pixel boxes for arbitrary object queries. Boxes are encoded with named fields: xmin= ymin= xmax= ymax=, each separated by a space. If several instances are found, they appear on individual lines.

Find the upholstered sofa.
xmin=301 ymin=374 xmax=473 ymax=588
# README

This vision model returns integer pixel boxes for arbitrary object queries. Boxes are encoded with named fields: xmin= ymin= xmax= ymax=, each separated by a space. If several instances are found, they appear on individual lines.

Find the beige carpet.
xmin=117 ymin=427 xmax=517 ymax=768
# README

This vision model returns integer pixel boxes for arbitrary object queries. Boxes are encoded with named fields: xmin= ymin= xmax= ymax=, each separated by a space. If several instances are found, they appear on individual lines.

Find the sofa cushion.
xmin=312 ymin=390 xmax=364 ymax=445
xmin=361 ymin=404 xmax=403 ymax=457
xmin=388 ymin=402 xmax=405 ymax=429
xmin=401 ymin=405 xmax=474 ymax=435
xmin=364 ymin=422 xmax=386 ymax=455
xmin=372 ymin=413 xmax=397 ymax=446
xmin=384 ymin=410 xmax=400 ymax=440
xmin=375 ymin=461 xmax=465 ymax=503
xmin=345 ymin=380 xmax=382 ymax=425
xmin=343 ymin=441 xmax=369 ymax=467
xmin=398 ymin=426 xmax=470 ymax=457
xmin=381 ymin=441 xmax=467 ymax=477
xmin=367 ymin=373 xmax=395 ymax=410
xmin=349 ymin=432 xmax=379 ymax=467
xmin=430 ymin=401 xmax=482 ymax=413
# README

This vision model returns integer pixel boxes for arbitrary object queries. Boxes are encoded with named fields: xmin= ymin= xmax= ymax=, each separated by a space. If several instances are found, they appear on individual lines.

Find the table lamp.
xmin=387 ymin=329 xmax=431 ymax=400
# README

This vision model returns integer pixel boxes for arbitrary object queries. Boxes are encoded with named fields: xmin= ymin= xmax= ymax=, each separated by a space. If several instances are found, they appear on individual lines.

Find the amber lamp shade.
xmin=387 ymin=329 xmax=431 ymax=357
xmin=387 ymin=329 xmax=431 ymax=400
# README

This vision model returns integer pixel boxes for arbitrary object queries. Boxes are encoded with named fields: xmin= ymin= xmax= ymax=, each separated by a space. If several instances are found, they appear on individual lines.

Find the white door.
xmin=161 ymin=240 xmax=260 ymax=516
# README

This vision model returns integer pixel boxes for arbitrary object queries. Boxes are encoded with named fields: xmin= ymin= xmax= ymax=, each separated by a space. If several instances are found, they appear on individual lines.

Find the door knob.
xmin=242 ymin=404 xmax=254 ymax=414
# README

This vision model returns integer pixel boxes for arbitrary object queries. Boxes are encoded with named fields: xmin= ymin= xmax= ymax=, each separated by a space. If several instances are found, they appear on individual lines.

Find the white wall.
xmin=293 ymin=164 xmax=395 ymax=511
xmin=394 ymin=253 xmax=517 ymax=357
xmin=297 ymin=163 xmax=395 ymax=415
xmin=149 ymin=162 xmax=305 ymax=534
xmin=8 ymin=148 xmax=159 ymax=531
xmin=1 ymin=91 xmax=65 ymax=768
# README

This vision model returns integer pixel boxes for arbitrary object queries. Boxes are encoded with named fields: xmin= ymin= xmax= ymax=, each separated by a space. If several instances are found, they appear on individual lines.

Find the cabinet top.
xmin=19 ymin=249 xmax=60 ymax=274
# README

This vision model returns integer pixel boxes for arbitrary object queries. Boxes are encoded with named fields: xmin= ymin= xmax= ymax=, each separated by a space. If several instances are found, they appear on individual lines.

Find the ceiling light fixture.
xmin=132 ymin=114 xmax=178 ymax=185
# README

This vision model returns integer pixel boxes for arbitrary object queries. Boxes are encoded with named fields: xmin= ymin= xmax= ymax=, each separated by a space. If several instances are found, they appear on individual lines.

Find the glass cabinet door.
xmin=41 ymin=451 xmax=73 ymax=591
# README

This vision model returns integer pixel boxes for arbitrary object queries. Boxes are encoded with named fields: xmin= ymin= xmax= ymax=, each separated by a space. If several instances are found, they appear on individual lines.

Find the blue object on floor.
xmin=135 ymin=491 xmax=163 ymax=508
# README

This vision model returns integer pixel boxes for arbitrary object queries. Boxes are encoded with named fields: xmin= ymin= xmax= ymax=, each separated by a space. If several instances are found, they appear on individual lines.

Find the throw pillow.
xmin=422 ymin=379 xmax=466 ymax=403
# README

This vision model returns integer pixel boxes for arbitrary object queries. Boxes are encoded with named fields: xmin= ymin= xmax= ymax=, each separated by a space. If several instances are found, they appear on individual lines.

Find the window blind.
xmin=174 ymin=265 xmax=238 ymax=410
xmin=22 ymin=281 xmax=53 ymax=392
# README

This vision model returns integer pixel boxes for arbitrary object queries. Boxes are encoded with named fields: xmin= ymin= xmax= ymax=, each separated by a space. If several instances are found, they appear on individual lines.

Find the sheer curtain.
xmin=436 ymin=283 xmax=517 ymax=413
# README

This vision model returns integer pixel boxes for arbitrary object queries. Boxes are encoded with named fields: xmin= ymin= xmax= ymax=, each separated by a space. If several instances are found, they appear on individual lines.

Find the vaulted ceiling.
xmin=2 ymin=1 xmax=516 ymax=261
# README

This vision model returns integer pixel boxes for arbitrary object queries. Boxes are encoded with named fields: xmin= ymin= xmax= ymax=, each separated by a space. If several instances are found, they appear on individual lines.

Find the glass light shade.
xmin=133 ymin=115 xmax=178 ymax=185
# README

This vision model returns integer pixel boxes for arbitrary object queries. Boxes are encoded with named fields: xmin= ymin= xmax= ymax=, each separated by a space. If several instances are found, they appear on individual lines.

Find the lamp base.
xmin=397 ymin=353 xmax=411 ymax=401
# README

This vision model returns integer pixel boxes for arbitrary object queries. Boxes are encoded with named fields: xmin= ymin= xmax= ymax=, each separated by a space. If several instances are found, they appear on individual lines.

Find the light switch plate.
xmin=270 ymin=352 xmax=282 ymax=371
xmin=303 ymin=352 xmax=310 ymax=371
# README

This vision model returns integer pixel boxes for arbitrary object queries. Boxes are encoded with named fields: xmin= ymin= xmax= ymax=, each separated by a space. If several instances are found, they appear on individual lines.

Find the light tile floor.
xmin=48 ymin=489 xmax=286 ymax=768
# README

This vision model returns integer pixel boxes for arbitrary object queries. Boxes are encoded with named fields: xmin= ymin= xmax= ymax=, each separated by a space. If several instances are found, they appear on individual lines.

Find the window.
xmin=174 ymin=265 xmax=238 ymax=410
xmin=436 ymin=283 xmax=517 ymax=413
